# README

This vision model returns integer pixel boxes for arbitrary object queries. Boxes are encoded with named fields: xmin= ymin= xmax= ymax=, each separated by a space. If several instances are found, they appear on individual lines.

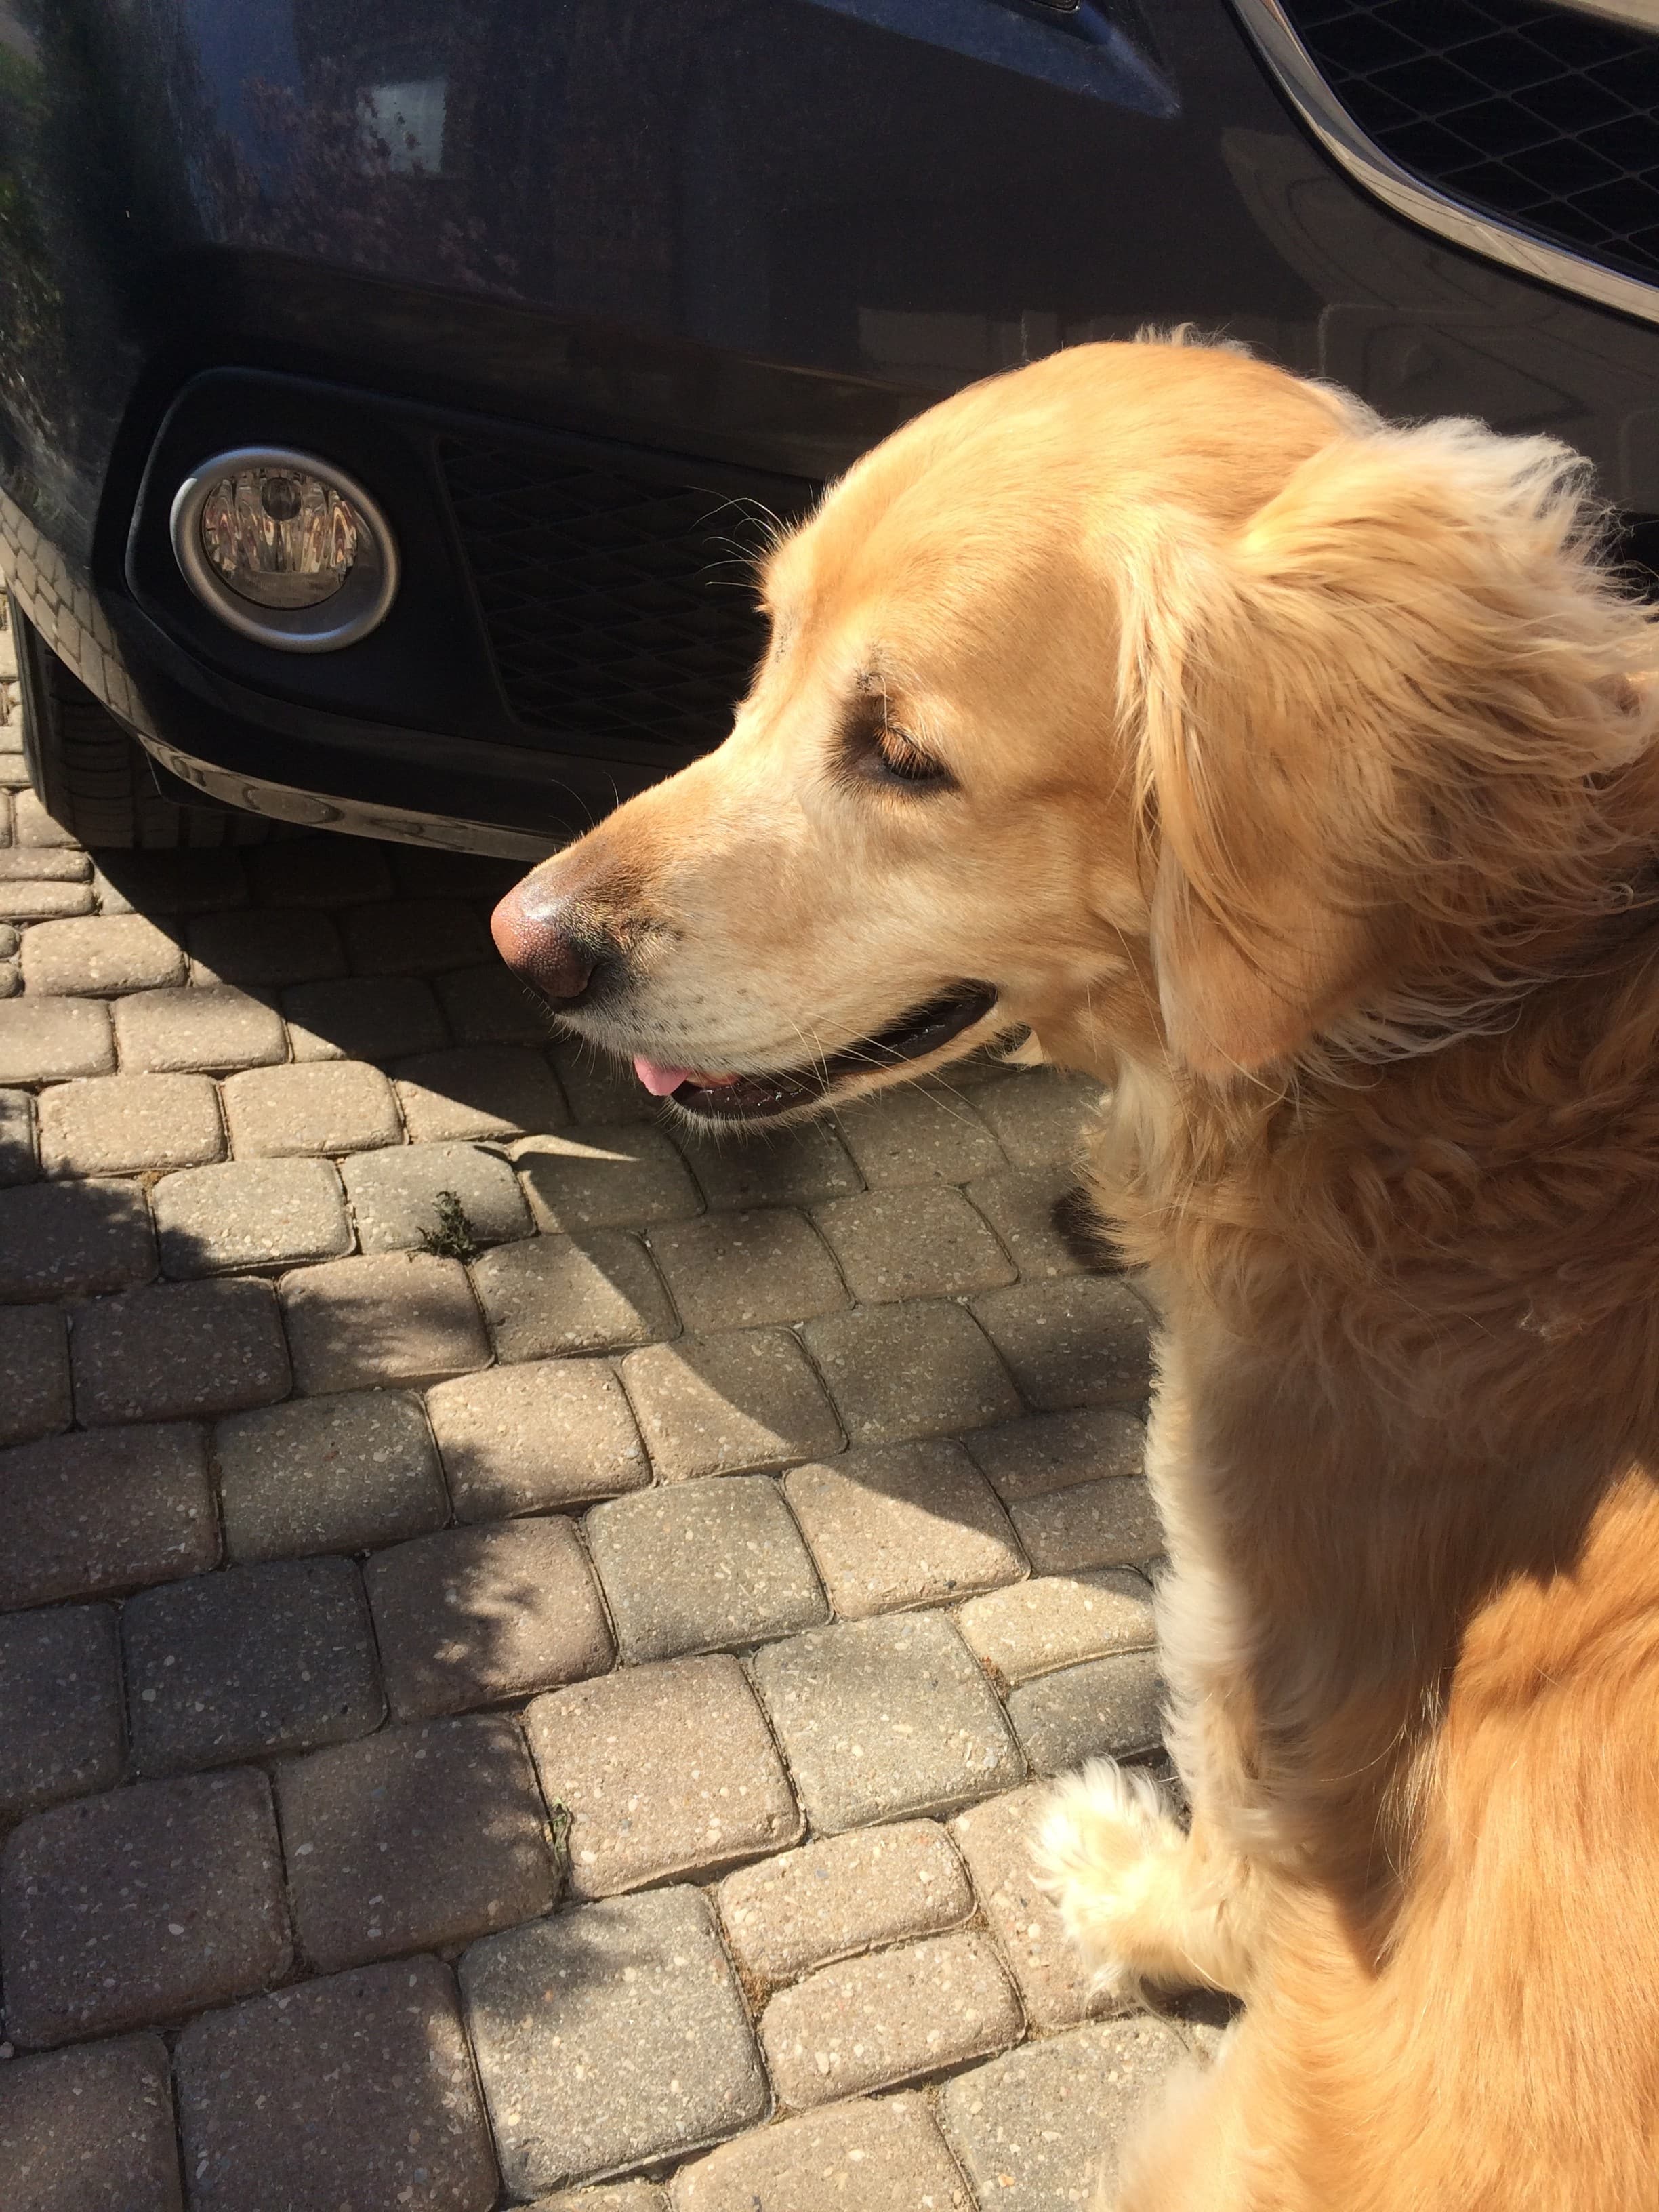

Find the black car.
xmin=3 ymin=0 xmax=1658 ymax=859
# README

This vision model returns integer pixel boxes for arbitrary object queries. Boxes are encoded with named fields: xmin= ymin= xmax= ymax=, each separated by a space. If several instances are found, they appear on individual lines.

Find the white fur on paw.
xmin=1034 ymin=1758 xmax=1186 ymax=1996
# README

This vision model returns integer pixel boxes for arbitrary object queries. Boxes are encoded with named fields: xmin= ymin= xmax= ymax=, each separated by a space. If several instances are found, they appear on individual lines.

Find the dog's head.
xmin=493 ymin=340 xmax=1656 ymax=1121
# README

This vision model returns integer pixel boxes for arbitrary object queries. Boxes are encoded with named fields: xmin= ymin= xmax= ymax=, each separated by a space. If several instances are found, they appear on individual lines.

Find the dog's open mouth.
xmin=630 ymin=982 xmax=998 ymax=1120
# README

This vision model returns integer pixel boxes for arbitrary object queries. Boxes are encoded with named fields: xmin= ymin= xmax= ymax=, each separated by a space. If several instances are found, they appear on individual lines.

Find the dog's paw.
xmin=1035 ymin=1758 xmax=1189 ymax=1998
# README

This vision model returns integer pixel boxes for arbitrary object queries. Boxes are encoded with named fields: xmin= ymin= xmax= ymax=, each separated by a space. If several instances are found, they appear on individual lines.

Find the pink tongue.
xmin=632 ymin=1057 xmax=740 ymax=1098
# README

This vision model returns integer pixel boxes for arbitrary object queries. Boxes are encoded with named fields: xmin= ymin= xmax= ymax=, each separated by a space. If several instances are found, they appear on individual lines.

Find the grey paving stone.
xmin=783 ymin=1440 xmax=1026 ymax=1619
xmin=216 ymin=1389 xmax=449 ymax=1561
xmin=0 ymin=844 xmax=89 ymax=881
xmin=645 ymin=1210 xmax=845 ymax=1332
xmin=283 ymin=975 xmax=447 ymax=1063
xmin=88 ymin=848 xmax=249 ymax=918
xmin=0 ymin=1084 xmax=35 ymax=1182
xmin=619 ymin=1329 xmax=844 ymax=1482
xmin=20 ymin=914 xmax=186 ymax=996
xmin=586 ymin=1475 xmax=827 ymax=1663
xmin=535 ymin=2188 xmax=667 ymax=2212
xmin=971 ymin=1278 xmax=1155 ymax=1410
xmin=0 ymin=1768 xmax=291 ymax=2047
xmin=547 ymin=1038 xmax=656 ymax=1122
xmin=751 ymin=1612 xmax=1023 ymax=1834
xmin=72 ymin=1276 xmax=290 ymax=1425
xmin=970 ymin=1068 xmax=1104 ymax=1168
xmin=37 ymin=1072 xmax=223 ymax=1179
xmin=461 ymin=1886 xmax=769 ymax=2197
xmin=836 ymin=1086 xmax=1005 ymax=1187
xmin=1008 ymin=1477 xmax=1165 ymax=1574
xmin=344 ymin=1139 xmax=531 ymax=1252
xmin=368 ymin=1516 xmax=614 ymax=1722
xmin=717 ymin=1820 xmax=972 ymax=1987
xmin=967 ymin=1165 xmax=1098 ymax=1281
xmin=434 ymin=960 xmax=554 ymax=1045
xmin=676 ymin=1118 xmax=864 ymax=1210
xmin=221 ymin=1059 xmax=402 ymax=1158
xmin=112 ymin=984 xmax=285 ymax=1075
xmin=188 ymin=907 xmax=346 ymax=986
xmin=0 ymin=2033 xmax=183 ymax=2212
xmin=0 ymin=877 xmax=93 ymax=920
xmin=471 ymin=1231 xmax=676 ymax=1362
xmin=514 ymin=1124 xmax=701 ymax=1232
xmin=0 ymin=1303 xmax=71 ymax=1444
xmin=394 ymin=1043 xmax=569 ymax=1140
xmin=0 ymin=996 xmax=113 ymax=1083
xmin=123 ymin=1557 xmax=383 ymax=1777
xmin=951 ymin=1784 xmax=1113 ymax=2031
xmin=813 ymin=1183 xmax=1016 ymax=1304
xmin=175 ymin=1957 xmax=497 ymax=2212
xmin=759 ymin=1930 xmax=1021 ymax=2108
xmin=152 ymin=1155 xmax=352 ymax=1277
xmin=1007 ymin=1651 xmax=1165 ymax=1772
xmin=0 ymin=922 xmax=14 ymax=953
xmin=0 ymin=1605 xmax=125 ymax=1825
xmin=0 ymin=1422 xmax=216 ymax=1607
xmin=670 ymin=2093 xmax=971 ymax=2212
xmin=279 ymin=1714 xmax=556 ymax=1973
xmin=428 ymin=1356 xmax=647 ymax=1518
xmin=965 ymin=1406 xmax=1148 ymax=1503
xmin=0 ymin=1175 xmax=153 ymax=1301
xmin=525 ymin=1654 xmax=801 ymax=1898
xmin=280 ymin=1252 xmax=491 ymax=1393
xmin=12 ymin=791 xmax=77 ymax=847
xmin=247 ymin=833 xmax=393 ymax=907
xmin=342 ymin=897 xmax=492 ymax=975
xmin=800 ymin=1303 xmax=1020 ymax=1448
xmin=956 ymin=1568 xmax=1155 ymax=1687
xmin=939 ymin=2017 xmax=1189 ymax=2212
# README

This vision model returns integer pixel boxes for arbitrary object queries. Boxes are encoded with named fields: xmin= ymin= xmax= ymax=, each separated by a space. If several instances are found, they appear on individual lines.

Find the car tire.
xmin=12 ymin=605 xmax=272 ymax=849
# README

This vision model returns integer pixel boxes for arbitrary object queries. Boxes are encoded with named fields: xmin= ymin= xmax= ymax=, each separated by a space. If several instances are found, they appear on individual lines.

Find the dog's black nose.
xmin=491 ymin=878 xmax=600 ymax=1004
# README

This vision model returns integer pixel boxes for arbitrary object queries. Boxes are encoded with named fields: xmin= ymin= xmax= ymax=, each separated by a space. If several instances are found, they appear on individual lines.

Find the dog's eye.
xmin=871 ymin=725 xmax=950 ymax=789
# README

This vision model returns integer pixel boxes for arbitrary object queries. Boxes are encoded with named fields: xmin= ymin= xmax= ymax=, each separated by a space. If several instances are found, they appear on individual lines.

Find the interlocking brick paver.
xmin=394 ymin=1043 xmax=569 ymax=1139
xmin=1008 ymin=1475 xmax=1165 ymax=1574
xmin=535 ymin=2188 xmax=666 ymax=2212
xmin=965 ymin=1405 xmax=1148 ymax=1502
xmin=952 ymin=1784 xmax=1115 ymax=2030
xmin=784 ymin=1440 xmax=1026 ymax=1618
xmin=280 ymin=1251 xmax=491 ymax=1392
xmin=836 ymin=1086 xmax=1005 ymax=1187
xmin=547 ymin=1038 xmax=655 ymax=1122
xmin=471 ymin=1230 xmax=676 ymax=1361
xmin=0 ymin=1421 xmax=215 ymax=1607
xmin=815 ymin=1179 xmax=1020 ymax=1305
xmin=342 ymin=896 xmax=492 ymax=975
xmin=112 ymin=983 xmax=285 ymax=1073
xmin=175 ymin=1957 xmax=497 ymax=2212
xmin=0 ymin=844 xmax=89 ymax=881
xmin=152 ymin=1155 xmax=352 ymax=1276
xmin=37 ymin=1071 xmax=223 ymax=1178
xmin=217 ymin=1387 xmax=449 ymax=1560
xmin=0 ymin=994 xmax=113 ymax=1082
xmin=72 ymin=1276 xmax=290 ymax=1424
xmin=718 ymin=1821 xmax=972 ymax=1986
xmin=369 ymin=1515 xmax=613 ymax=1721
xmin=670 ymin=2093 xmax=970 ymax=2212
xmin=972 ymin=1277 xmax=1155 ymax=1410
xmin=13 ymin=790 xmax=77 ymax=846
xmin=0 ymin=2034 xmax=182 ymax=2212
xmin=752 ymin=1612 xmax=1023 ymax=1834
xmin=968 ymin=1164 xmax=1096 ymax=1280
xmin=619 ymin=1328 xmax=844 ymax=1481
xmin=677 ymin=1119 xmax=864 ymax=1210
xmin=0 ymin=876 xmax=94 ymax=920
xmin=939 ymin=2017 xmax=1189 ymax=2212
xmin=247 ymin=834 xmax=392 ymax=907
xmin=645 ymin=1209 xmax=844 ymax=1332
xmin=1007 ymin=1650 xmax=1165 ymax=1771
xmin=188 ymin=906 xmax=346 ymax=985
xmin=20 ymin=914 xmax=186 ymax=996
xmin=435 ymin=960 xmax=553 ymax=1044
xmin=283 ymin=973 xmax=447 ymax=1063
xmin=760 ymin=1931 xmax=1021 ymax=2108
xmin=0 ymin=1605 xmax=124 ymax=1824
xmin=800 ymin=1303 xmax=1020 ymax=1447
xmin=344 ymin=1138 xmax=532 ymax=1251
xmin=123 ymin=1557 xmax=382 ymax=1776
xmin=0 ymin=1303 xmax=70 ymax=1443
xmin=0 ymin=1083 xmax=34 ymax=1181
xmin=393 ymin=845 xmax=522 ymax=899
xmin=514 ymin=1124 xmax=701 ymax=1232
xmin=90 ymin=849 xmax=248 ymax=916
xmin=462 ymin=1887 xmax=769 ymax=2197
xmin=586 ymin=1475 xmax=827 ymax=1662
xmin=279 ymin=1714 xmax=556 ymax=1972
xmin=957 ymin=1567 xmax=1155 ymax=1686
xmin=969 ymin=1068 xmax=1103 ymax=1167
xmin=0 ymin=1174 xmax=154 ymax=1300
xmin=222 ymin=1058 xmax=402 ymax=1157
xmin=0 ymin=1768 xmax=290 ymax=2047
xmin=428 ymin=1355 xmax=647 ymax=1517
xmin=525 ymin=1654 xmax=802 ymax=1898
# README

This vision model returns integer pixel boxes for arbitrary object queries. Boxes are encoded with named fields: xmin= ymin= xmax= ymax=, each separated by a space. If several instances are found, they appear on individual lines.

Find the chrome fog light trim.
xmin=169 ymin=447 xmax=399 ymax=651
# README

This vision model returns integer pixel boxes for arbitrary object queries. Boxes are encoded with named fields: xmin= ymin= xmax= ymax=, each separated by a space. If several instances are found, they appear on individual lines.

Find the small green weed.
xmin=417 ymin=1189 xmax=479 ymax=1262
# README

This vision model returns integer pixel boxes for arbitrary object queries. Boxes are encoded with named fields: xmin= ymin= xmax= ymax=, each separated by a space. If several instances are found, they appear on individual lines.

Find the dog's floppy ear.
xmin=1119 ymin=422 xmax=1654 ymax=1078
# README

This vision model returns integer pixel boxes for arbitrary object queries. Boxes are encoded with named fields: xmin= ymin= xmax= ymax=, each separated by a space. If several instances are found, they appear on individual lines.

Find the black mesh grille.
xmin=1280 ymin=0 xmax=1659 ymax=287
xmin=441 ymin=437 xmax=813 ymax=751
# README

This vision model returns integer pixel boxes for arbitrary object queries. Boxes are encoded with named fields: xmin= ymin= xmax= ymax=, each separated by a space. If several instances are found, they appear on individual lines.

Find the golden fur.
xmin=504 ymin=338 xmax=1659 ymax=2208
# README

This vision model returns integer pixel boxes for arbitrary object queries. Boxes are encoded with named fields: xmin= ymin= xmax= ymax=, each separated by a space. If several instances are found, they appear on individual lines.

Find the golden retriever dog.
xmin=491 ymin=335 xmax=1659 ymax=2210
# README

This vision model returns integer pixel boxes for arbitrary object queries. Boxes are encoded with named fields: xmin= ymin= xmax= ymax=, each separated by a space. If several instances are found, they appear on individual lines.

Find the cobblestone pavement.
xmin=0 ymin=605 xmax=1209 ymax=2211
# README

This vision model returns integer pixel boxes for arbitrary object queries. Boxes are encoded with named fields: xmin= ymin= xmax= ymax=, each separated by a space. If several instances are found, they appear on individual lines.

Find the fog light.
xmin=169 ymin=447 xmax=398 ymax=651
